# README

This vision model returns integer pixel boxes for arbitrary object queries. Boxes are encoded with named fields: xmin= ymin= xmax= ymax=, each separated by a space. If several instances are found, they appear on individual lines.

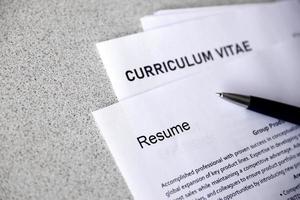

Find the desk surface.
xmin=0 ymin=0 xmax=271 ymax=199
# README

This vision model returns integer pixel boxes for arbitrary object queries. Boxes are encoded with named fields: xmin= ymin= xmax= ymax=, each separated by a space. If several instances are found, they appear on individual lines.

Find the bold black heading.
xmin=125 ymin=40 xmax=252 ymax=82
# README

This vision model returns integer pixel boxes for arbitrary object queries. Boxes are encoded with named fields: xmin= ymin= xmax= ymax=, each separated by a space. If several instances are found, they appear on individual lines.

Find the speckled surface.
xmin=0 ymin=0 xmax=272 ymax=199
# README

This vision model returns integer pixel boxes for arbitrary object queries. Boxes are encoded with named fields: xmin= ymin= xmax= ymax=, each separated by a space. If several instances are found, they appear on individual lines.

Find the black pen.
xmin=217 ymin=93 xmax=300 ymax=125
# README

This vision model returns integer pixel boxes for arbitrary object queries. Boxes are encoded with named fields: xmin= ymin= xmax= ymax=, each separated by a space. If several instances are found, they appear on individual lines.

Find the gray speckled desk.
xmin=0 ymin=0 xmax=271 ymax=199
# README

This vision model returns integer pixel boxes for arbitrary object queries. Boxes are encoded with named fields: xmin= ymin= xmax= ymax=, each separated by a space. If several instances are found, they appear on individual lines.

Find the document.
xmin=93 ymin=39 xmax=300 ymax=200
xmin=153 ymin=1 xmax=271 ymax=15
xmin=97 ymin=3 xmax=300 ymax=100
xmin=141 ymin=0 xmax=300 ymax=30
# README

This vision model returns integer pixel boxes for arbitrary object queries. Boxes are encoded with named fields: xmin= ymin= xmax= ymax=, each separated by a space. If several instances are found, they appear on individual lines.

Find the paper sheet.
xmin=93 ymin=39 xmax=300 ymax=200
xmin=153 ymin=1 xmax=271 ymax=15
xmin=97 ymin=2 xmax=300 ymax=100
xmin=141 ymin=0 xmax=300 ymax=30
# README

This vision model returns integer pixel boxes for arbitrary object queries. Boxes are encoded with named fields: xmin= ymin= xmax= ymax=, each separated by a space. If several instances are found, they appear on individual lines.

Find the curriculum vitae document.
xmin=141 ymin=0 xmax=300 ymax=31
xmin=93 ymin=39 xmax=300 ymax=200
xmin=97 ymin=3 xmax=300 ymax=100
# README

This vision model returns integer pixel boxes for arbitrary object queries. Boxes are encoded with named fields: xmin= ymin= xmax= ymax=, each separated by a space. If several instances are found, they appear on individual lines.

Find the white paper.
xmin=93 ymin=39 xmax=300 ymax=200
xmin=97 ymin=3 xmax=300 ymax=100
xmin=141 ymin=0 xmax=300 ymax=31
xmin=153 ymin=1 xmax=271 ymax=15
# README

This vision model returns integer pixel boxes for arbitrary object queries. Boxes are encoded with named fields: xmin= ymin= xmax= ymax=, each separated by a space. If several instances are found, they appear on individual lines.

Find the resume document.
xmin=93 ymin=39 xmax=300 ymax=200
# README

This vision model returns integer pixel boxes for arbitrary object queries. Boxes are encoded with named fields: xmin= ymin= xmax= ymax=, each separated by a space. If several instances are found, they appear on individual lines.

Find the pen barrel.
xmin=248 ymin=96 xmax=300 ymax=125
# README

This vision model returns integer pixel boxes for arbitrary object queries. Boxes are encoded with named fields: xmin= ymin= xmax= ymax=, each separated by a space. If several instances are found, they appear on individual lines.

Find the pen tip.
xmin=216 ymin=92 xmax=223 ymax=97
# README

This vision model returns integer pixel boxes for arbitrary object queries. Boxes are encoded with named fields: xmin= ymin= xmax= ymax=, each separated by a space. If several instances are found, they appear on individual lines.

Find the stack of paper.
xmin=93 ymin=1 xmax=300 ymax=199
